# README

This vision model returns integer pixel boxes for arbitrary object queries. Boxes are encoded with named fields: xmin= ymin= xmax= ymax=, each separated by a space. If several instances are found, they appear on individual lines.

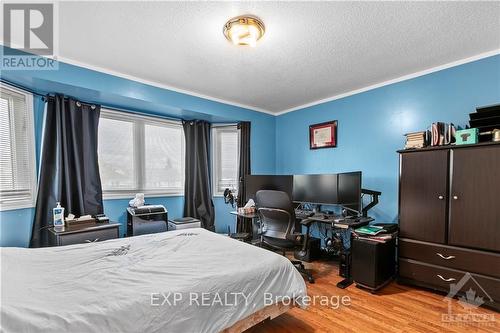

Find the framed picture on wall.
xmin=309 ymin=120 xmax=337 ymax=149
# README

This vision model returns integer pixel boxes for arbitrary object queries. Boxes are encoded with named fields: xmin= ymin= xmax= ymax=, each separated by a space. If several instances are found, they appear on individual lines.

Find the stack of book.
xmin=430 ymin=122 xmax=456 ymax=146
xmin=353 ymin=226 xmax=396 ymax=243
xmin=404 ymin=131 xmax=427 ymax=149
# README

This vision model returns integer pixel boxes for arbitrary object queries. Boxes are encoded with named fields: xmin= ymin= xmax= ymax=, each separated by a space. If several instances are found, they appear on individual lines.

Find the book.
xmin=354 ymin=225 xmax=385 ymax=236
xmin=355 ymin=235 xmax=393 ymax=243
xmin=429 ymin=122 xmax=456 ymax=146
xmin=444 ymin=123 xmax=456 ymax=145
xmin=404 ymin=131 xmax=427 ymax=149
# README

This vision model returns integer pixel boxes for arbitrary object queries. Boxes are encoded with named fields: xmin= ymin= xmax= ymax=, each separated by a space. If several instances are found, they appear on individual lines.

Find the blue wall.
xmin=0 ymin=208 xmax=35 ymax=247
xmin=0 ymin=46 xmax=276 ymax=247
xmin=275 ymin=55 xmax=500 ymax=223
xmin=2 ymin=47 xmax=499 ymax=247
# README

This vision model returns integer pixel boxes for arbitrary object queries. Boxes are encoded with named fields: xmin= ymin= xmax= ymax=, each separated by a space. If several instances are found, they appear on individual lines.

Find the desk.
xmin=294 ymin=213 xmax=375 ymax=249
xmin=230 ymin=211 xmax=257 ymax=219
xmin=230 ymin=211 xmax=260 ymax=243
xmin=306 ymin=214 xmax=373 ymax=229
xmin=296 ymin=213 xmax=374 ymax=289
xmin=297 ymin=213 xmax=373 ymax=249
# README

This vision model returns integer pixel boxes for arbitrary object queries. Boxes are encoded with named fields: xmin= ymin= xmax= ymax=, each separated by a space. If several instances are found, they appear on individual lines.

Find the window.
xmin=0 ymin=84 xmax=37 ymax=211
xmin=212 ymin=125 xmax=239 ymax=196
xmin=98 ymin=109 xmax=184 ymax=198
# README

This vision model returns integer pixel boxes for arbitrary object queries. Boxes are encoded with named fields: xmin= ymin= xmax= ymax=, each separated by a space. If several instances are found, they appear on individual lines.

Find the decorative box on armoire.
xmin=397 ymin=142 xmax=500 ymax=312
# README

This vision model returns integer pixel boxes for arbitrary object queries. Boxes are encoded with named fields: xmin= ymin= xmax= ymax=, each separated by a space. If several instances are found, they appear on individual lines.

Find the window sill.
xmin=0 ymin=200 xmax=36 ymax=212
xmin=102 ymin=192 xmax=184 ymax=200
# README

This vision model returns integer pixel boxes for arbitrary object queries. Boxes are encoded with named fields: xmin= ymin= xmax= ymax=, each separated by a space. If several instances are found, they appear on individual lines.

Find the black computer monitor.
xmin=244 ymin=175 xmax=293 ymax=201
xmin=292 ymin=172 xmax=362 ymax=213
xmin=292 ymin=174 xmax=339 ymax=205
xmin=338 ymin=171 xmax=362 ymax=213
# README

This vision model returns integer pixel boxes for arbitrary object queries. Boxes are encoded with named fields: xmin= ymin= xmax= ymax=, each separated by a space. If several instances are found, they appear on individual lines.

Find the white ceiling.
xmin=56 ymin=1 xmax=500 ymax=114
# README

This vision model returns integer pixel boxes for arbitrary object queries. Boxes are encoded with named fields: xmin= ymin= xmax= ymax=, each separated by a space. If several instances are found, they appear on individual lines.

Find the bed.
xmin=0 ymin=228 xmax=307 ymax=333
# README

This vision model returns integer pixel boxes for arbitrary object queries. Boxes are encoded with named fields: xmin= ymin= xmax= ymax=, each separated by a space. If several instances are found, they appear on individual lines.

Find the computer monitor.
xmin=292 ymin=174 xmax=338 ymax=205
xmin=338 ymin=171 xmax=362 ymax=213
xmin=292 ymin=172 xmax=362 ymax=213
xmin=244 ymin=175 xmax=293 ymax=201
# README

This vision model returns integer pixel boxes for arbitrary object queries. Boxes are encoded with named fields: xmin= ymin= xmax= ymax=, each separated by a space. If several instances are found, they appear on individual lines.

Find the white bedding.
xmin=0 ymin=228 xmax=307 ymax=333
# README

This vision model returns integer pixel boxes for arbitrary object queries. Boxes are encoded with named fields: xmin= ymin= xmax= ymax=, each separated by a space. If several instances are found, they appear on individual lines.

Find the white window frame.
xmin=0 ymin=83 xmax=37 ymax=211
xmin=212 ymin=124 xmax=240 ymax=197
xmin=99 ymin=108 xmax=185 ymax=199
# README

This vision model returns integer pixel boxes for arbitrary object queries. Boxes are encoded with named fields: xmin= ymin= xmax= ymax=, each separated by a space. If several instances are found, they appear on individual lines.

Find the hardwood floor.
xmin=247 ymin=258 xmax=498 ymax=333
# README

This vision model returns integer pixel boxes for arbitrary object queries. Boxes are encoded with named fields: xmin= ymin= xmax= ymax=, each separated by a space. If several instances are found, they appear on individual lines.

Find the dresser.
xmin=398 ymin=143 xmax=500 ymax=311
xmin=48 ymin=222 xmax=120 ymax=246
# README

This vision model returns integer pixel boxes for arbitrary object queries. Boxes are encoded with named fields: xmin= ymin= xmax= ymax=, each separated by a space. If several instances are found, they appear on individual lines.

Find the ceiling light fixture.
xmin=223 ymin=15 xmax=265 ymax=47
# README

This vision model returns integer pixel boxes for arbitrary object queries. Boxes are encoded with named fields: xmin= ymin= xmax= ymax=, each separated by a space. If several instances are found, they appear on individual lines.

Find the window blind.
xmin=98 ymin=109 xmax=185 ymax=198
xmin=0 ymin=85 xmax=36 ymax=210
xmin=144 ymin=122 xmax=184 ymax=191
xmin=98 ymin=116 xmax=136 ymax=190
xmin=212 ymin=126 xmax=239 ymax=195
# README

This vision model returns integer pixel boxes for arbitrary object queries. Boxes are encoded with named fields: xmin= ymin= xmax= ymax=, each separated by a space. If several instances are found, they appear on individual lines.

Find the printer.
xmin=127 ymin=205 xmax=168 ymax=237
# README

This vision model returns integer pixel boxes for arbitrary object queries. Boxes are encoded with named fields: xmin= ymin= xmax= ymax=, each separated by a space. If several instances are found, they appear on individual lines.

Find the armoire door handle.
xmin=453 ymin=195 xmax=458 ymax=200
xmin=438 ymin=195 xmax=444 ymax=200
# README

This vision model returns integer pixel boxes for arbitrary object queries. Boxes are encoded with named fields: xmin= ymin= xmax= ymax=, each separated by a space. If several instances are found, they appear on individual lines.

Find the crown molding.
xmin=274 ymin=49 xmax=500 ymax=116
xmin=3 ymin=43 xmax=499 ymax=117
xmin=55 ymin=55 xmax=276 ymax=116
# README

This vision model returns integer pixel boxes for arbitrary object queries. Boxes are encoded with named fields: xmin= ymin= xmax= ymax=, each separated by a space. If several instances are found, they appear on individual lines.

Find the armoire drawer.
xmin=399 ymin=259 xmax=500 ymax=305
xmin=399 ymin=238 xmax=500 ymax=279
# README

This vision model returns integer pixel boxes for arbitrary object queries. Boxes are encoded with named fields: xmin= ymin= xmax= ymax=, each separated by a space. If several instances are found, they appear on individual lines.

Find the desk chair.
xmin=255 ymin=190 xmax=314 ymax=283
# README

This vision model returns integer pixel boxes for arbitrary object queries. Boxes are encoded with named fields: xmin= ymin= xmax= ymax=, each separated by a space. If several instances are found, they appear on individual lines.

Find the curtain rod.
xmin=1 ymin=79 xmax=242 ymax=125
xmin=0 ymin=79 xmax=178 ymax=122
xmin=1 ymin=79 xmax=46 ymax=98
xmin=1 ymin=79 xmax=96 ymax=108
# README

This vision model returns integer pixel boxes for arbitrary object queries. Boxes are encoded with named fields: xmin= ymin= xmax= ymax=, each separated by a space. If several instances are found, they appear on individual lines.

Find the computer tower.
xmin=339 ymin=250 xmax=351 ymax=278
xmin=294 ymin=237 xmax=321 ymax=262
xmin=351 ymin=236 xmax=396 ymax=291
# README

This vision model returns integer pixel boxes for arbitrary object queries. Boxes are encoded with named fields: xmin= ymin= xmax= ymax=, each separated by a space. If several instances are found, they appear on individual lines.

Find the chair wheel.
xmin=308 ymin=276 xmax=315 ymax=284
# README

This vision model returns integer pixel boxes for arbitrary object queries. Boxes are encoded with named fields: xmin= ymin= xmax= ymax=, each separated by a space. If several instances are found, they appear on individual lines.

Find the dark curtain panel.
xmin=236 ymin=121 xmax=251 ymax=233
xmin=183 ymin=120 xmax=215 ymax=231
xmin=30 ymin=95 xmax=103 ymax=247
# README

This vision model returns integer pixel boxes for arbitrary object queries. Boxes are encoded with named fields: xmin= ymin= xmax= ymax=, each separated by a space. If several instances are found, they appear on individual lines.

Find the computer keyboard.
xmin=295 ymin=209 xmax=314 ymax=219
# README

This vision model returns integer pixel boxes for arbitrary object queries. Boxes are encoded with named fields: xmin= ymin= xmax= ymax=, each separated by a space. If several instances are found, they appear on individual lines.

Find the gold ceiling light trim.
xmin=223 ymin=15 xmax=265 ymax=47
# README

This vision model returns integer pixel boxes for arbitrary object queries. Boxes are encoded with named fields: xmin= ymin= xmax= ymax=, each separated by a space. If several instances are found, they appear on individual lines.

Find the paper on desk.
xmin=244 ymin=199 xmax=255 ymax=208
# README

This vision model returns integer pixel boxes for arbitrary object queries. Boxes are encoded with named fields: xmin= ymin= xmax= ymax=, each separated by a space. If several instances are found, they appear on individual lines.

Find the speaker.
xmin=351 ymin=236 xmax=396 ymax=291
xmin=294 ymin=237 xmax=321 ymax=262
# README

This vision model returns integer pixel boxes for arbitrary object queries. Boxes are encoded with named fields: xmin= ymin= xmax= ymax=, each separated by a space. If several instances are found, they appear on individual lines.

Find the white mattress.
xmin=0 ymin=228 xmax=307 ymax=333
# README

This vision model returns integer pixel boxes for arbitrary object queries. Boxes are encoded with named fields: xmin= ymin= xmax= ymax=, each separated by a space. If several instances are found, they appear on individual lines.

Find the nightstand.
xmin=48 ymin=222 xmax=120 ymax=246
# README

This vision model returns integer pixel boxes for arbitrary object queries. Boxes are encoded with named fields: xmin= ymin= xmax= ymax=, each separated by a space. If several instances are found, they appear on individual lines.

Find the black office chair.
xmin=255 ymin=190 xmax=314 ymax=283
